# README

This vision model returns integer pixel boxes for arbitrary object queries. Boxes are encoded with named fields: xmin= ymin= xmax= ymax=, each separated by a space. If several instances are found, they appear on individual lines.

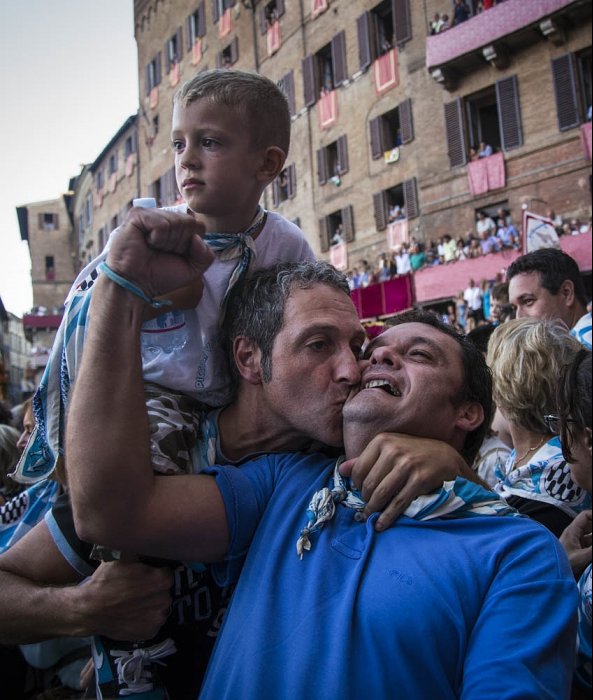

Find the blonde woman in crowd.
xmin=487 ymin=318 xmax=591 ymax=536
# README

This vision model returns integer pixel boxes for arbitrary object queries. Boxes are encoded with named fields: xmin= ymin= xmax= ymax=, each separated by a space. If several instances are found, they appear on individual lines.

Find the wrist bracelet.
xmin=98 ymin=262 xmax=172 ymax=309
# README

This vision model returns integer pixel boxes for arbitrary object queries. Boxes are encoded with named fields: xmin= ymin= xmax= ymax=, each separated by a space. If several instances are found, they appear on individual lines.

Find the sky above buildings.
xmin=0 ymin=0 xmax=139 ymax=316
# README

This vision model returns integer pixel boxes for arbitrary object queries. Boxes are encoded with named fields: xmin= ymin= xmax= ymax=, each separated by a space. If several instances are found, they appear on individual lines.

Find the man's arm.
xmin=0 ymin=520 xmax=173 ymax=644
xmin=461 ymin=528 xmax=578 ymax=699
xmin=65 ymin=208 xmax=229 ymax=562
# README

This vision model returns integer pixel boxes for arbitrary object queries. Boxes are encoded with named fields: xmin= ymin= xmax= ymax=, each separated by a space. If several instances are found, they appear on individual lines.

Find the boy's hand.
xmin=339 ymin=433 xmax=471 ymax=531
xmin=106 ymin=207 xmax=214 ymax=301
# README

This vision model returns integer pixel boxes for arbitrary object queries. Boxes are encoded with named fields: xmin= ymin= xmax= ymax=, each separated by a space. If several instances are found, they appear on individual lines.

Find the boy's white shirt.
xmin=70 ymin=205 xmax=316 ymax=406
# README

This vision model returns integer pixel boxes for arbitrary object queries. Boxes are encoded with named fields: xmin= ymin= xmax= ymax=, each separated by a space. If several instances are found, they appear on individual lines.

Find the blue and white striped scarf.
xmin=297 ymin=459 xmax=521 ymax=559
xmin=12 ymin=208 xmax=265 ymax=484
xmin=0 ymin=480 xmax=61 ymax=553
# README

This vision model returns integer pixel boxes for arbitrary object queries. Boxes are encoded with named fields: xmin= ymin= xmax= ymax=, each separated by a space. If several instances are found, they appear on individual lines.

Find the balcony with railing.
xmin=427 ymin=0 xmax=590 ymax=86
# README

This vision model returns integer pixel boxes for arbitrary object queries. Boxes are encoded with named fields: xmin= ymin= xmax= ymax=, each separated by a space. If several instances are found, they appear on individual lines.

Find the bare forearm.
xmin=65 ymin=276 xmax=229 ymax=561
xmin=0 ymin=570 xmax=89 ymax=644
xmin=66 ymin=275 xmax=156 ymax=546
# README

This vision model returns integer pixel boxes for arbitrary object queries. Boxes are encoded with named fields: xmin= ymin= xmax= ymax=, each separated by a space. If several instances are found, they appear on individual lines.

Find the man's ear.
xmin=233 ymin=336 xmax=263 ymax=385
xmin=455 ymin=401 xmax=485 ymax=434
xmin=256 ymin=146 xmax=286 ymax=184
xmin=559 ymin=279 xmax=576 ymax=308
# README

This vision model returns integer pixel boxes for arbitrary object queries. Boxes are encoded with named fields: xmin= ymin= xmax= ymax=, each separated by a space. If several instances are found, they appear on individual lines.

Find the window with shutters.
xmin=187 ymin=4 xmax=206 ymax=48
xmin=357 ymin=0 xmax=411 ymax=70
xmin=166 ymin=28 xmax=182 ymax=71
xmin=444 ymin=78 xmax=523 ymax=168
xmin=319 ymin=206 xmax=355 ymax=252
xmin=466 ymin=86 xmax=501 ymax=154
xmin=146 ymin=54 xmax=162 ymax=93
xmin=39 ymin=213 xmax=59 ymax=231
xmin=124 ymin=135 xmax=136 ymax=159
xmin=369 ymin=99 xmax=413 ymax=161
xmin=108 ymin=153 xmax=118 ymax=176
xmin=95 ymin=170 xmax=104 ymax=191
xmin=45 ymin=256 xmax=55 ymax=281
xmin=272 ymin=164 xmax=297 ymax=206
xmin=260 ymin=0 xmax=284 ymax=31
xmin=218 ymin=38 xmax=239 ymax=68
xmin=317 ymin=136 xmax=349 ymax=185
xmin=552 ymin=48 xmax=592 ymax=132
xmin=84 ymin=195 xmax=93 ymax=230
xmin=213 ymin=0 xmax=235 ymax=23
xmin=302 ymin=32 xmax=347 ymax=108
xmin=373 ymin=180 xmax=418 ymax=231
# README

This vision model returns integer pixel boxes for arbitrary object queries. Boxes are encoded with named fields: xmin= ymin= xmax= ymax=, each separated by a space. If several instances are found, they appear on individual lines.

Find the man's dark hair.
xmin=506 ymin=248 xmax=587 ymax=306
xmin=223 ymin=261 xmax=351 ymax=391
xmin=557 ymin=349 xmax=592 ymax=463
xmin=388 ymin=310 xmax=493 ymax=465
xmin=490 ymin=282 xmax=509 ymax=303
xmin=466 ymin=323 xmax=497 ymax=356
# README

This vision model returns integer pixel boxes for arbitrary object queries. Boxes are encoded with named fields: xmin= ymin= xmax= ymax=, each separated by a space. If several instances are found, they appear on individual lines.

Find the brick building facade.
xmin=16 ymin=0 xmax=592 ymax=362
xmin=132 ymin=0 xmax=591 ymax=272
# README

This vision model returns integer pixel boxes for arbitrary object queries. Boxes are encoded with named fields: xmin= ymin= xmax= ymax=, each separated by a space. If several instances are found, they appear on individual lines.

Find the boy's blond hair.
xmin=174 ymin=69 xmax=291 ymax=156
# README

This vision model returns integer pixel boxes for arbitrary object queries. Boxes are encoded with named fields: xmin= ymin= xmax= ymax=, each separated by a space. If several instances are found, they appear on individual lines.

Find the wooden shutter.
xmin=230 ymin=37 xmax=239 ymax=64
xmin=342 ymin=205 xmax=355 ymax=243
xmin=551 ymin=54 xmax=582 ymax=132
xmin=165 ymin=39 xmax=172 ymax=73
xmin=357 ymin=12 xmax=372 ymax=72
xmin=337 ymin=135 xmax=349 ymax=175
xmin=258 ymin=7 xmax=267 ymax=34
xmin=317 ymin=147 xmax=329 ymax=185
xmin=444 ymin=98 xmax=467 ymax=168
xmin=186 ymin=14 xmax=193 ymax=52
xmin=272 ymin=180 xmax=280 ymax=207
xmin=302 ymin=54 xmax=318 ymax=108
xmin=399 ymin=98 xmax=414 ymax=144
xmin=224 ymin=0 xmax=236 ymax=7
xmin=332 ymin=31 xmax=348 ymax=86
xmin=145 ymin=63 xmax=151 ymax=95
xmin=496 ymin=75 xmax=523 ymax=151
xmin=277 ymin=0 xmax=285 ymax=16
xmin=393 ymin=0 xmax=412 ymax=46
xmin=319 ymin=217 xmax=330 ymax=253
xmin=370 ymin=116 xmax=383 ymax=160
xmin=373 ymin=191 xmax=388 ymax=232
xmin=198 ymin=2 xmax=206 ymax=36
xmin=403 ymin=177 xmax=419 ymax=219
xmin=176 ymin=27 xmax=182 ymax=60
xmin=287 ymin=163 xmax=297 ymax=199
xmin=212 ymin=0 xmax=220 ymax=23
xmin=278 ymin=71 xmax=296 ymax=116
xmin=155 ymin=52 xmax=162 ymax=86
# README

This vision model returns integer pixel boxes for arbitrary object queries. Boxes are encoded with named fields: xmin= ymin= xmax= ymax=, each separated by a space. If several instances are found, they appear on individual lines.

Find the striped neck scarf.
xmin=296 ymin=458 xmax=521 ymax=559
xmin=203 ymin=206 xmax=265 ymax=323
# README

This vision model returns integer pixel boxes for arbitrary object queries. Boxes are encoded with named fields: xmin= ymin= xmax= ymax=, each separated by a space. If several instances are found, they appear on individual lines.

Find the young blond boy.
xmin=17 ymin=69 xmax=314 ymax=481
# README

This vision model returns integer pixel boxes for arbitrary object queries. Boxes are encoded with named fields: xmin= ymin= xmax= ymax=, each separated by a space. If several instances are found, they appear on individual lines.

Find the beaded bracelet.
xmin=98 ymin=262 xmax=172 ymax=309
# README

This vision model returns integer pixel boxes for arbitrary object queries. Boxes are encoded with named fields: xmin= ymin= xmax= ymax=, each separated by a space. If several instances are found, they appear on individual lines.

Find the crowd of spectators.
xmin=346 ymin=208 xmax=591 ymax=297
xmin=429 ymin=0 xmax=509 ymax=35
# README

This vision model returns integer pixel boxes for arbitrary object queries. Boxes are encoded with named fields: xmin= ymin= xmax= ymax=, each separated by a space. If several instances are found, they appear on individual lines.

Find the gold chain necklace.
xmin=514 ymin=436 xmax=547 ymax=465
